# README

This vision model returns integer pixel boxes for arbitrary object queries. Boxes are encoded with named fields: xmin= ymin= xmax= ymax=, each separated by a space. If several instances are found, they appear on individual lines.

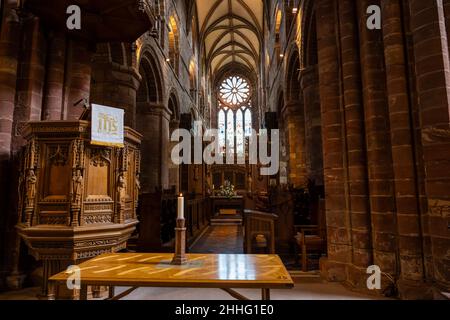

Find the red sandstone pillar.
xmin=337 ymin=0 xmax=373 ymax=288
xmin=66 ymin=40 xmax=92 ymax=120
xmin=300 ymin=66 xmax=324 ymax=186
xmin=0 ymin=2 xmax=20 ymax=286
xmin=283 ymin=100 xmax=306 ymax=188
xmin=357 ymin=0 xmax=398 ymax=279
xmin=409 ymin=0 xmax=450 ymax=291
xmin=42 ymin=32 xmax=66 ymax=120
xmin=0 ymin=5 xmax=20 ymax=161
xmin=168 ymin=120 xmax=181 ymax=191
xmin=12 ymin=16 xmax=45 ymax=151
xmin=5 ymin=15 xmax=46 ymax=288
xmin=90 ymin=43 xmax=141 ymax=128
xmin=380 ymin=0 xmax=428 ymax=297
xmin=136 ymin=103 xmax=170 ymax=192
xmin=316 ymin=0 xmax=352 ymax=281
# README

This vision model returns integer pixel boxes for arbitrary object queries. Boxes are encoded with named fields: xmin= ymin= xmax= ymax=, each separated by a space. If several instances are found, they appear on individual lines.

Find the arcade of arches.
xmin=0 ymin=0 xmax=449 ymax=300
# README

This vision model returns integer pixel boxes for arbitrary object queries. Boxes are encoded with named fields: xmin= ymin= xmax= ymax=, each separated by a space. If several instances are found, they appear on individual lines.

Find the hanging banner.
xmin=91 ymin=104 xmax=124 ymax=148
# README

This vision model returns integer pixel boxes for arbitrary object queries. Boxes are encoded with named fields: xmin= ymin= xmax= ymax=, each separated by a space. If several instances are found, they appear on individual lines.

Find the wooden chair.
xmin=294 ymin=199 xmax=326 ymax=271
xmin=243 ymin=210 xmax=278 ymax=254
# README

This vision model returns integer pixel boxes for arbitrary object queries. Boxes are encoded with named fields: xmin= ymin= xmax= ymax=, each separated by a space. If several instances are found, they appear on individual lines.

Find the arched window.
xmin=275 ymin=9 xmax=283 ymax=63
xmin=168 ymin=16 xmax=179 ymax=73
xmin=217 ymin=76 xmax=253 ymax=156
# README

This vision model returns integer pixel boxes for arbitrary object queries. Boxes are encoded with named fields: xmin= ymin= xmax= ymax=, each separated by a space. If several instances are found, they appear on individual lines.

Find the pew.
xmin=243 ymin=210 xmax=278 ymax=254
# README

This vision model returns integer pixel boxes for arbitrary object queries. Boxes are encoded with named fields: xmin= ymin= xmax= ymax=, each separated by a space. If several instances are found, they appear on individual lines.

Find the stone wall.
xmin=264 ymin=0 xmax=450 ymax=298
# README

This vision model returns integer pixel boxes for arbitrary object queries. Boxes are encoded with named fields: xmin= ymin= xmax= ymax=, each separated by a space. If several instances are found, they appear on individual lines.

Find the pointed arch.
xmin=137 ymin=48 xmax=164 ymax=104
xmin=168 ymin=89 xmax=180 ymax=122
xmin=168 ymin=15 xmax=180 ymax=73
xmin=298 ymin=0 xmax=318 ymax=69
xmin=286 ymin=47 xmax=301 ymax=103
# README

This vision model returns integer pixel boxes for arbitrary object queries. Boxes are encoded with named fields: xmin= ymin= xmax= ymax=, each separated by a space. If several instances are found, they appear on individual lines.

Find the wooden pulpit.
xmin=16 ymin=120 xmax=142 ymax=297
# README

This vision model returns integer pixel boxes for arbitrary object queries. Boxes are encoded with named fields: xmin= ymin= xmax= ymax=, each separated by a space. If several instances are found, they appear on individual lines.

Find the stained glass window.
xmin=226 ymin=110 xmax=235 ymax=154
xmin=236 ymin=109 xmax=244 ymax=155
xmin=219 ymin=76 xmax=250 ymax=107
xmin=244 ymin=108 xmax=252 ymax=137
xmin=218 ymin=109 xmax=226 ymax=153
xmin=217 ymin=76 xmax=253 ymax=157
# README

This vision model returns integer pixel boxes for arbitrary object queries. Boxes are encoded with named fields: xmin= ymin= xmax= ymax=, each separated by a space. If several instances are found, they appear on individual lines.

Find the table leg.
xmin=47 ymin=281 xmax=56 ymax=300
xmin=108 ymin=286 xmax=115 ymax=299
xmin=262 ymin=288 xmax=271 ymax=301
xmin=221 ymin=288 xmax=250 ymax=300
xmin=80 ymin=284 xmax=88 ymax=300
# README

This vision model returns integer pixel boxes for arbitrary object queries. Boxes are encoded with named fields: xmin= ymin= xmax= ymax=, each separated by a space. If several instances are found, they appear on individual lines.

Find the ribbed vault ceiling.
xmin=196 ymin=0 xmax=263 ymax=76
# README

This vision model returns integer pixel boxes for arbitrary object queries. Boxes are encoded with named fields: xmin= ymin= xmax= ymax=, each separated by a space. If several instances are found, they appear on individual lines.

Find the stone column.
xmin=283 ymin=100 xmax=306 ymax=188
xmin=337 ymin=0 xmax=373 ymax=288
xmin=316 ymin=0 xmax=351 ymax=282
xmin=42 ymin=32 xmax=66 ymax=120
xmin=410 ymin=0 xmax=450 ymax=293
xmin=381 ymin=0 xmax=428 ymax=298
xmin=357 ymin=0 xmax=398 ymax=281
xmin=161 ymin=107 xmax=170 ymax=190
xmin=136 ymin=103 xmax=171 ymax=193
xmin=168 ymin=120 xmax=180 ymax=191
xmin=300 ymin=66 xmax=324 ymax=186
xmin=0 ymin=5 xmax=20 ymax=164
xmin=90 ymin=55 xmax=141 ymax=128
xmin=12 ymin=16 xmax=45 ymax=150
xmin=66 ymin=40 xmax=92 ymax=120
xmin=6 ymin=14 xmax=46 ymax=289
xmin=0 ymin=3 xmax=20 ymax=286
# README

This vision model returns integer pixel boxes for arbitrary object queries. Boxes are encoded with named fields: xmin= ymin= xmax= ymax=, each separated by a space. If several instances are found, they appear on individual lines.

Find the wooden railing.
xmin=186 ymin=197 xmax=210 ymax=246
xmin=137 ymin=193 xmax=210 ymax=251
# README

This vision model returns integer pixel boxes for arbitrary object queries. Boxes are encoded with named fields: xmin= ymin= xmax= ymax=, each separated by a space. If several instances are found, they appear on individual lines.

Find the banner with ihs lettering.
xmin=91 ymin=104 xmax=124 ymax=148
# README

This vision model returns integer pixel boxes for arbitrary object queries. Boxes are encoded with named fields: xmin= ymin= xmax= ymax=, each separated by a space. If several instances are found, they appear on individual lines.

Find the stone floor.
xmin=190 ymin=225 xmax=243 ymax=254
xmin=0 ymin=278 xmax=384 ymax=300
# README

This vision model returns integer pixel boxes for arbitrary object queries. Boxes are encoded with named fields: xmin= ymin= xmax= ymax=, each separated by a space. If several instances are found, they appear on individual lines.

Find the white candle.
xmin=177 ymin=194 xmax=184 ymax=220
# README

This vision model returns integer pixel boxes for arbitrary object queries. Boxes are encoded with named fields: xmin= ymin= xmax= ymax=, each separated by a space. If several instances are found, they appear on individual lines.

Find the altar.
xmin=210 ymin=196 xmax=244 ymax=216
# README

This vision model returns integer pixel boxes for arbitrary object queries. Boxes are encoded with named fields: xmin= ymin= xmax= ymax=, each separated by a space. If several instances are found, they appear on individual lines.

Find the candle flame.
xmin=179 ymin=193 xmax=183 ymax=197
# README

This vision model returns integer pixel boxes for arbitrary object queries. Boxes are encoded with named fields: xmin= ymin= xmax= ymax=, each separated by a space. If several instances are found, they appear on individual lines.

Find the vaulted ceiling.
xmin=196 ymin=0 xmax=263 ymax=77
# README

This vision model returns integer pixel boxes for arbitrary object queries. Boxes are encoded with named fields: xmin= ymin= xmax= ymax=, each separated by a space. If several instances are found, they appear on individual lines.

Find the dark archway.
xmin=168 ymin=91 xmax=180 ymax=192
xmin=284 ymin=48 xmax=307 ymax=188
xmin=136 ymin=51 xmax=165 ymax=193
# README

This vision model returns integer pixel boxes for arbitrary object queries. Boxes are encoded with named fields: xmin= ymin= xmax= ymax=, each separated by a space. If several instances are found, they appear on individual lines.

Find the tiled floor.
xmin=190 ymin=225 xmax=243 ymax=254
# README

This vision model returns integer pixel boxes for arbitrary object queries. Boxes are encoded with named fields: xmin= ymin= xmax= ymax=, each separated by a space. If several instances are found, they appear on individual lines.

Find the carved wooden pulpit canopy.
xmin=16 ymin=120 xmax=142 ymax=297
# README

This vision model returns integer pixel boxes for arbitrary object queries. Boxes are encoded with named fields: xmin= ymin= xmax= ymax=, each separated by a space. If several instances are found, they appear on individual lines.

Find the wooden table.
xmin=48 ymin=253 xmax=294 ymax=300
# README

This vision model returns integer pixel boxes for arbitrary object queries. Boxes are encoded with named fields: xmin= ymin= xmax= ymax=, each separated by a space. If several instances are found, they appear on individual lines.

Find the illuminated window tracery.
xmin=217 ymin=76 xmax=253 ymax=155
xmin=219 ymin=76 xmax=250 ymax=107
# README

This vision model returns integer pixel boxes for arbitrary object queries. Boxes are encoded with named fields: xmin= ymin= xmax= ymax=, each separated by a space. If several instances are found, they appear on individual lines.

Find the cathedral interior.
xmin=0 ymin=0 xmax=449 ymax=301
